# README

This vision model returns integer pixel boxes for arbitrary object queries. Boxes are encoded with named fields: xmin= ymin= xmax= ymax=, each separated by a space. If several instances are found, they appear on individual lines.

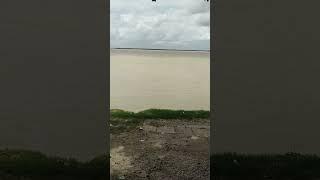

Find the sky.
xmin=111 ymin=0 xmax=210 ymax=50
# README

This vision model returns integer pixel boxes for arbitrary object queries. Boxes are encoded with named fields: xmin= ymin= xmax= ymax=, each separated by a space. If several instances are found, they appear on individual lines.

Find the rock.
xmin=137 ymin=170 xmax=147 ymax=178
xmin=153 ymin=142 xmax=162 ymax=148
xmin=143 ymin=125 xmax=157 ymax=132
xmin=175 ymin=126 xmax=193 ymax=137
xmin=118 ymin=175 xmax=126 ymax=180
xmin=156 ymin=127 xmax=175 ymax=134
xmin=191 ymin=136 xmax=199 ymax=140
xmin=192 ymin=128 xmax=209 ymax=138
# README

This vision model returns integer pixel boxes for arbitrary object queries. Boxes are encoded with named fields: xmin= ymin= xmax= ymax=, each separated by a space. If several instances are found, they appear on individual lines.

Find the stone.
xmin=156 ymin=127 xmax=175 ymax=134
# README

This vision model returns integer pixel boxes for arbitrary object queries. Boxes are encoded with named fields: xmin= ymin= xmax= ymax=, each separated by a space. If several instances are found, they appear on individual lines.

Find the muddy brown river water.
xmin=110 ymin=49 xmax=210 ymax=112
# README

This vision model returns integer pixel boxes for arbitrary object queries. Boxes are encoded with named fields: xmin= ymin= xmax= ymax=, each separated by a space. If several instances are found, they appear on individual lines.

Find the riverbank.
xmin=110 ymin=109 xmax=210 ymax=134
xmin=110 ymin=109 xmax=210 ymax=179
xmin=111 ymin=109 xmax=320 ymax=179
xmin=2 ymin=107 xmax=320 ymax=179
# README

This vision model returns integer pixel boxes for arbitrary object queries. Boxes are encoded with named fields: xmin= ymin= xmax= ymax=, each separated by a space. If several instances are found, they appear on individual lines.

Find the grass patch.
xmin=110 ymin=118 xmax=144 ymax=134
xmin=110 ymin=109 xmax=210 ymax=133
xmin=0 ymin=149 xmax=108 ymax=179
xmin=211 ymin=153 xmax=320 ymax=180
xmin=111 ymin=109 xmax=210 ymax=119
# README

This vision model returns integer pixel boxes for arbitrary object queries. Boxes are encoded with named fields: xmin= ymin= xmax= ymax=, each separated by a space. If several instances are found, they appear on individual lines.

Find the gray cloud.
xmin=111 ymin=0 xmax=210 ymax=50
xmin=187 ymin=1 xmax=210 ymax=14
xmin=196 ymin=13 xmax=210 ymax=27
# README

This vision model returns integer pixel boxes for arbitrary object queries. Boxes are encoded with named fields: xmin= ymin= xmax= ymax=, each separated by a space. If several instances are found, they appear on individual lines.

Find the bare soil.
xmin=110 ymin=119 xmax=210 ymax=180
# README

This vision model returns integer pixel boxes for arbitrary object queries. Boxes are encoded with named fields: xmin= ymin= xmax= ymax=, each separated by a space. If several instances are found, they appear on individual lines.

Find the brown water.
xmin=111 ymin=49 xmax=210 ymax=112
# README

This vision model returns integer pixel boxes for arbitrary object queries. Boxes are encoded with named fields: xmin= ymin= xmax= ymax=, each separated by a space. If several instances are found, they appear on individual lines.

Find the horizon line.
xmin=111 ymin=47 xmax=210 ymax=52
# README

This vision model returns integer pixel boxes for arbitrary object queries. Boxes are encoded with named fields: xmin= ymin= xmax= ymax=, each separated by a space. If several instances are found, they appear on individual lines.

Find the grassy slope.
xmin=4 ymin=110 xmax=320 ymax=179
xmin=211 ymin=153 xmax=320 ymax=180
xmin=0 ymin=109 xmax=209 ymax=178
xmin=0 ymin=149 xmax=108 ymax=179
xmin=110 ymin=109 xmax=320 ymax=179
xmin=110 ymin=109 xmax=210 ymax=119
xmin=3 ymin=150 xmax=320 ymax=179
xmin=110 ymin=109 xmax=210 ymax=133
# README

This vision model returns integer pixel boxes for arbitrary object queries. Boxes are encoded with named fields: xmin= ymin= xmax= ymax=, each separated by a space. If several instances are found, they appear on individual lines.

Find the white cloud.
xmin=110 ymin=0 xmax=210 ymax=50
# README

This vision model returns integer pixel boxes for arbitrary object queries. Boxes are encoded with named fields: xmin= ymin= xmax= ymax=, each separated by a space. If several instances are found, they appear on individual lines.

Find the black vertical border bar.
xmin=105 ymin=0 xmax=111 ymax=177
xmin=209 ymin=0 xmax=216 ymax=179
xmin=210 ymin=0 xmax=216 ymax=179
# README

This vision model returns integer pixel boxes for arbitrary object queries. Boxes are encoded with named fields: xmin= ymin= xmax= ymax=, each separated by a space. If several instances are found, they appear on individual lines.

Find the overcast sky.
xmin=111 ymin=0 xmax=210 ymax=50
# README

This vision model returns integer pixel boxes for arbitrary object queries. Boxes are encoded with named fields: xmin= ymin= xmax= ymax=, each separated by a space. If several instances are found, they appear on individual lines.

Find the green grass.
xmin=111 ymin=109 xmax=210 ymax=119
xmin=110 ymin=109 xmax=210 ymax=133
xmin=0 ymin=149 xmax=108 ymax=179
xmin=211 ymin=153 xmax=320 ymax=180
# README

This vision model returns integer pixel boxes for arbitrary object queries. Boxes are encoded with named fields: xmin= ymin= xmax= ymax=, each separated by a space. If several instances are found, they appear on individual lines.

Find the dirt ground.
xmin=110 ymin=119 xmax=210 ymax=180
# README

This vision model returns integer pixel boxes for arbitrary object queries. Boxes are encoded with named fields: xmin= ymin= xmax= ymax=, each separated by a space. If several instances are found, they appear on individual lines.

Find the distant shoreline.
xmin=111 ymin=47 xmax=210 ymax=52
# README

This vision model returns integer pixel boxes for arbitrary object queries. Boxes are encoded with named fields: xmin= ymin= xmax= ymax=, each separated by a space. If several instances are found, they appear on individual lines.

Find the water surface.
xmin=111 ymin=49 xmax=210 ymax=112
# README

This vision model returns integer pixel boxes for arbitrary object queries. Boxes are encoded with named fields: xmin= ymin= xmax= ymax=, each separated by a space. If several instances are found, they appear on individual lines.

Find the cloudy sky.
xmin=111 ymin=0 xmax=210 ymax=50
